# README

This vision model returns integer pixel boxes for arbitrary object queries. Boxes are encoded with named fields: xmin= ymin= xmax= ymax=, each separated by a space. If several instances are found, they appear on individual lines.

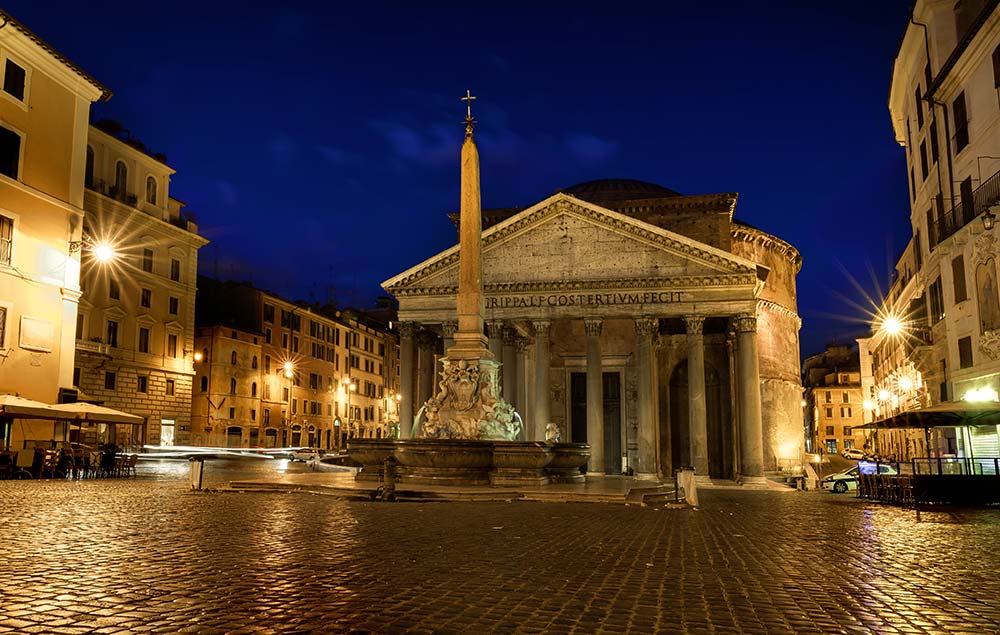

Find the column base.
xmin=739 ymin=475 xmax=769 ymax=487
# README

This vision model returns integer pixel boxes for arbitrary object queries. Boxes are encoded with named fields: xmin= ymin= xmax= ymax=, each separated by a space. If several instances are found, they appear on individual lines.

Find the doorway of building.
xmin=668 ymin=361 xmax=729 ymax=478
xmin=159 ymin=419 xmax=175 ymax=446
xmin=226 ymin=426 xmax=242 ymax=448
xmin=569 ymin=371 xmax=622 ymax=474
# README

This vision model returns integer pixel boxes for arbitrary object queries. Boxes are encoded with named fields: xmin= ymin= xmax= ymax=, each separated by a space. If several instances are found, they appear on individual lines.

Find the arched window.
xmin=85 ymin=146 xmax=94 ymax=188
xmin=231 ymin=350 xmax=237 ymax=365
xmin=114 ymin=161 xmax=127 ymax=196
xmin=251 ymin=382 xmax=258 ymax=397
xmin=200 ymin=376 xmax=208 ymax=392
xmin=251 ymin=355 xmax=258 ymax=369
xmin=230 ymin=378 xmax=237 ymax=394
xmin=145 ymin=175 xmax=157 ymax=205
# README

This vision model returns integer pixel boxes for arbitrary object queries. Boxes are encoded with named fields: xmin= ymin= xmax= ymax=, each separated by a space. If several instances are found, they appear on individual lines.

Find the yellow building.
xmin=192 ymin=278 xmax=400 ymax=449
xmin=0 ymin=10 xmax=109 ymax=448
xmin=74 ymin=123 xmax=208 ymax=447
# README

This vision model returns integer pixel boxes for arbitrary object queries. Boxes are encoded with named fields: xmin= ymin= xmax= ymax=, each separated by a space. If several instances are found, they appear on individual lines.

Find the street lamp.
xmin=283 ymin=361 xmax=295 ymax=447
xmin=69 ymin=234 xmax=116 ymax=261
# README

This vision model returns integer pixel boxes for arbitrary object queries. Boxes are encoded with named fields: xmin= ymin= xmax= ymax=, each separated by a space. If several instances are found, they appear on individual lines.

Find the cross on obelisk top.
xmin=461 ymin=89 xmax=476 ymax=135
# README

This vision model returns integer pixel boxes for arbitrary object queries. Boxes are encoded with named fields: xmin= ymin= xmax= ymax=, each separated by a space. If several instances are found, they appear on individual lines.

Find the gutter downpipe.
xmin=912 ymin=17 xmax=957 ymax=221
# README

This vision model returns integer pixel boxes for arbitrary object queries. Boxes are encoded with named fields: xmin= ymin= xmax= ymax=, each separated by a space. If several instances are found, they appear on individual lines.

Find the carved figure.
xmin=545 ymin=423 xmax=561 ymax=444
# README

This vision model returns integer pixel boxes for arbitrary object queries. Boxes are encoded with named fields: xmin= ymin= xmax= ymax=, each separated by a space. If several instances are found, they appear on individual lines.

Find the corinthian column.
xmin=634 ymin=318 xmax=657 ymax=477
xmin=502 ymin=326 xmax=518 ymax=406
xmin=441 ymin=320 xmax=457 ymax=355
xmin=398 ymin=321 xmax=416 ymax=438
xmin=487 ymin=320 xmax=504 ymax=363
xmin=532 ymin=320 xmax=551 ymax=441
xmin=735 ymin=313 xmax=765 ymax=480
xmin=685 ymin=315 xmax=709 ymax=477
xmin=585 ymin=318 xmax=604 ymax=475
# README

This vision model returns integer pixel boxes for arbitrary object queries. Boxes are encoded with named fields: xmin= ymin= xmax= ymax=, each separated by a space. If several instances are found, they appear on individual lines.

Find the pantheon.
xmin=384 ymin=178 xmax=803 ymax=480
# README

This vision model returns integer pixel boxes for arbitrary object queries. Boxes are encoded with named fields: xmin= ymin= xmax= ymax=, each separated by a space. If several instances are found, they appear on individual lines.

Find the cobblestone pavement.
xmin=1 ymin=468 xmax=999 ymax=634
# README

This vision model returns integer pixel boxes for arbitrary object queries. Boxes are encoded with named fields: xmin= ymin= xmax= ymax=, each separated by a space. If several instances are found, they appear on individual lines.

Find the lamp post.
xmin=343 ymin=376 xmax=357 ymax=439
xmin=284 ymin=361 xmax=294 ymax=448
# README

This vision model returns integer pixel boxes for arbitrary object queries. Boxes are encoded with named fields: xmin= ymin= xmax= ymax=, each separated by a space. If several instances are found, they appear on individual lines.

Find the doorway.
xmin=569 ymin=371 xmax=622 ymax=474
xmin=668 ymin=361 xmax=729 ymax=478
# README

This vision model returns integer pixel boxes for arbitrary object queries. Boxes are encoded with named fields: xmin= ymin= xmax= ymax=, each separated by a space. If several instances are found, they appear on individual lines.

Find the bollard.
xmin=379 ymin=456 xmax=397 ymax=502
xmin=189 ymin=456 xmax=204 ymax=491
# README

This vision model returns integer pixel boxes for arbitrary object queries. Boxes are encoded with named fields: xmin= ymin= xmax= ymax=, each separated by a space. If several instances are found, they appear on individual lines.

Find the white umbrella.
xmin=0 ymin=394 xmax=57 ymax=419
xmin=47 ymin=402 xmax=144 ymax=425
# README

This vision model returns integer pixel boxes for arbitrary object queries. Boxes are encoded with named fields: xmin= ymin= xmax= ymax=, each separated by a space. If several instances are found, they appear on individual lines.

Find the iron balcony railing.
xmin=934 ymin=167 xmax=1000 ymax=244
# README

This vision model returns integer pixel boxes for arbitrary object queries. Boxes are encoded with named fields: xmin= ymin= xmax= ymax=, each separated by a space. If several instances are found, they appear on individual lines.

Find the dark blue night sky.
xmin=7 ymin=1 xmax=914 ymax=356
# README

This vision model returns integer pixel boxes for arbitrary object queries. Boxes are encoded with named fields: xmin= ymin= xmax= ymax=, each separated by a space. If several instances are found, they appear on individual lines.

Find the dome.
xmin=560 ymin=179 xmax=682 ymax=203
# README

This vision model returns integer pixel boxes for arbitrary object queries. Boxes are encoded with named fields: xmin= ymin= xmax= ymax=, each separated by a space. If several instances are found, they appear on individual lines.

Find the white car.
xmin=841 ymin=448 xmax=866 ymax=460
xmin=821 ymin=463 xmax=897 ymax=493
xmin=290 ymin=447 xmax=325 ymax=462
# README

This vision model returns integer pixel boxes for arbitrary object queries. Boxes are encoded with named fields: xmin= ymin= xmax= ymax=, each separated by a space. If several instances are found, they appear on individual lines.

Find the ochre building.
xmin=385 ymin=179 xmax=803 ymax=480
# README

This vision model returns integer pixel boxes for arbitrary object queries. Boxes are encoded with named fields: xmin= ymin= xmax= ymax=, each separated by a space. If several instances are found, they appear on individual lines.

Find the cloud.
xmin=564 ymin=133 xmax=619 ymax=164
xmin=370 ymin=119 xmax=459 ymax=167
xmin=318 ymin=144 xmax=351 ymax=164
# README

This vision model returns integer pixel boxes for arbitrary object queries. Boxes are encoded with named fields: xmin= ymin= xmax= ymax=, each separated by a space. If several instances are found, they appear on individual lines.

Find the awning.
xmin=856 ymin=401 xmax=1000 ymax=430
xmin=47 ymin=402 xmax=145 ymax=425
xmin=0 ymin=394 xmax=60 ymax=419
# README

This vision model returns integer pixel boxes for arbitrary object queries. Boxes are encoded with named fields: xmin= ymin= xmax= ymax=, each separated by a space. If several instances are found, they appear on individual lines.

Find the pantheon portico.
xmin=384 ymin=179 xmax=803 ymax=480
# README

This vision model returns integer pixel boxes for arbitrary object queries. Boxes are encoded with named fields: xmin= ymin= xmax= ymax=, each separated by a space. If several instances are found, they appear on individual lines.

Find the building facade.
xmin=863 ymin=0 xmax=1000 ymax=460
xmin=192 ymin=278 xmax=400 ymax=449
xmin=74 ymin=124 xmax=207 ymax=447
xmin=385 ymin=178 xmax=804 ymax=480
xmin=802 ymin=344 xmax=867 ymax=455
xmin=0 ymin=10 xmax=108 ymax=447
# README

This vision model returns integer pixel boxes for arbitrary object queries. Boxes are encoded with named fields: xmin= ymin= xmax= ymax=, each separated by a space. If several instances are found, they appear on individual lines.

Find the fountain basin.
xmin=546 ymin=443 xmax=591 ymax=483
xmin=394 ymin=439 xmax=493 ymax=486
xmin=491 ymin=441 xmax=553 ymax=486
xmin=347 ymin=439 xmax=397 ymax=482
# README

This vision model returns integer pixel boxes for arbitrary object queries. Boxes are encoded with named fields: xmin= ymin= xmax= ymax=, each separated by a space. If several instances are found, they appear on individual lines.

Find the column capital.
xmin=502 ymin=325 xmax=519 ymax=346
xmin=683 ymin=315 xmax=705 ymax=335
xmin=416 ymin=330 xmax=438 ymax=349
xmin=441 ymin=320 xmax=458 ymax=338
xmin=515 ymin=335 xmax=531 ymax=354
xmin=734 ymin=313 xmax=757 ymax=334
xmin=399 ymin=321 xmax=417 ymax=339
xmin=634 ymin=317 xmax=657 ymax=337
xmin=532 ymin=320 xmax=551 ymax=337
xmin=486 ymin=319 xmax=504 ymax=338
xmin=584 ymin=318 xmax=603 ymax=337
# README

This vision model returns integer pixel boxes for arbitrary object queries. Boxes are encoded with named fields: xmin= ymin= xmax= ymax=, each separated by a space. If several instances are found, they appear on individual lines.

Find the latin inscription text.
xmin=485 ymin=291 xmax=685 ymax=309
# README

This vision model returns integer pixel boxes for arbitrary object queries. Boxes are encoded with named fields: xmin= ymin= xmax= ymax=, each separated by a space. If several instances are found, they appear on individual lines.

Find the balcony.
xmin=934 ymin=168 xmax=1000 ymax=244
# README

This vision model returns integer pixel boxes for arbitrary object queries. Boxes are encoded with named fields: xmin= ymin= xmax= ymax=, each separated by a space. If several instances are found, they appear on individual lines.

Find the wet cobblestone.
xmin=0 ymin=475 xmax=998 ymax=634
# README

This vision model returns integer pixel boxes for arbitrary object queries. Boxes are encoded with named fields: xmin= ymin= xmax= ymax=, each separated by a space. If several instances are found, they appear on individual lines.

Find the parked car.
xmin=290 ymin=448 xmax=326 ymax=462
xmin=841 ymin=448 xmax=866 ymax=460
xmin=821 ymin=463 xmax=898 ymax=493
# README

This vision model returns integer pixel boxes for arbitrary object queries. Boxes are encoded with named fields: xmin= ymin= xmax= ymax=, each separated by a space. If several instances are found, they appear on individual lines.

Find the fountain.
xmin=349 ymin=91 xmax=588 ymax=487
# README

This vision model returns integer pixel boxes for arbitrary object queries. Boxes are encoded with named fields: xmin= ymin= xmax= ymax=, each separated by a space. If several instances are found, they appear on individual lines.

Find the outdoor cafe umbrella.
xmin=0 ymin=395 xmax=59 ymax=450
xmin=46 ymin=402 xmax=144 ymax=425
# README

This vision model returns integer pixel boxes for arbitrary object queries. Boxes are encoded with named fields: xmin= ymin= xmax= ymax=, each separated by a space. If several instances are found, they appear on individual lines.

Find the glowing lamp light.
xmin=963 ymin=387 xmax=999 ymax=403
xmin=283 ymin=361 xmax=294 ymax=378
xmin=881 ymin=316 xmax=903 ymax=336
xmin=898 ymin=377 xmax=913 ymax=391
xmin=863 ymin=399 xmax=874 ymax=411
xmin=877 ymin=389 xmax=891 ymax=402
xmin=193 ymin=352 xmax=203 ymax=362
xmin=92 ymin=242 xmax=115 ymax=262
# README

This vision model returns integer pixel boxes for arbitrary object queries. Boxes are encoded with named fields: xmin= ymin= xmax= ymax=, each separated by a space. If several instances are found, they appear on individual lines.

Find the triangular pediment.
xmin=383 ymin=194 xmax=759 ymax=295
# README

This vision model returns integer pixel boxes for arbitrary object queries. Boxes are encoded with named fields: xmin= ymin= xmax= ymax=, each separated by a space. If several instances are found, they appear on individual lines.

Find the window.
xmin=169 ymin=297 xmax=179 ymax=315
xmin=844 ymin=439 xmax=855 ymax=450
xmin=140 ymin=288 xmax=151 ymax=308
xmin=910 ymin=167 xmax=917 ymax=202
xmin=138 ymin=327 xmax=150 ymax=353
xmin=170 ymin=258 xmax=180 ymax=282
xmin=2 ymin=58 xmax=27 ymax=101
xmin=824 ymin=391 xmax=831 ymax=403
xmin=953 ymin=255 xmax=968 ymax=303
xmin=145 ymin=176 xmax=157 ymax=205
xmin=0 ymin=124 xmax=22 ymax=179
xmin=282 ymin=333 xmax=288 ymax=349
xmin=0 ymin=214 xmax=12 ymax=265
xmin=0 ymin=305 xmax=6 ymax=348
xmin=960 ymin=176 xmax=974 ymax=225
xmin=914 ymin=85 xmax=924 ymax=128
xmin=842 ymin=392 xmax=849 ymax=403
xmin=264 ymin=355 xmax=271 ymax=373
xmin=825 ymin=440 xmax=837 ymax=454
xmin=114 ymin=161 xmax=128 ymax=196
xmin=142 ymin=248 xmax=153 ymax=273
xmin=843 ymin=426 xmax=852 ymax=436
xmin=166 ymin=379 xmax=175 ymax=396
xmin=994 ymin=43 xmax=1000 ymax=105
xmin=919 ymin=140 xmax=929 ymax=181
xmin=958 ymin=336 xmax=974 ymax=369
xmin=85 ymin=147 xmax=95 ymax=190
xmin=106 ymin=320 xmax=119 ymax=347
xmin=263 ymin=384 xmax=270 ymax=400
xmin=230 ymin=378 xmax=237 ymax=394
xmin=825 ymin=407 xmax=833 ymax=418
xmin=929 ymin=277 xmax=945 ymax=323
xmin=137 ymin=376 xmax=148 ymax=393
xmin=263 ymin=409 xmax=270 ymax=426
xmin=264 ymin=304 xmax=275 ymax=323
xmin=229 ymin=407 xmax=235 ymax=419
xmin=252 ymin=355 xmax=258 ymax=369
xmin=200 ymin=376 xmax=208 ymax=392
xmin=104 ymin=371 xmax=116 ymax=390
xmin=109 ymin=279 xmax=120 ymax=300
xmin=929 ymin=121 xmax=939 ymax=164
xmin=231 ymin=350 xmax=237 ymax=365
xmin=167 ymin=333 xmax=178 ymax=358
xmin=251 ymin=409 xmax=257 ymax=422
xmin=840 ymin=407 xmax=852 ymax=418
xmin=265 ymin=328 xmax=272 ymax=344
xmin=953 ymin=91 xmax=969 ymax=152
xmin=251 ymin=382 xmax=257 ymax=397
